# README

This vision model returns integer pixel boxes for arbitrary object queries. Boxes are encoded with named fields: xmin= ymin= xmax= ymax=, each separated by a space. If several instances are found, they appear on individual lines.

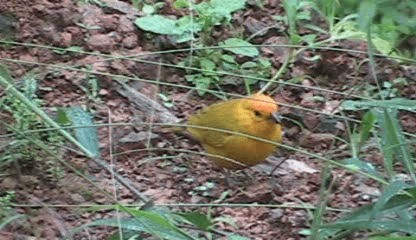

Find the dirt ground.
xmin=1 ymin=0 xmax=415 ymax=239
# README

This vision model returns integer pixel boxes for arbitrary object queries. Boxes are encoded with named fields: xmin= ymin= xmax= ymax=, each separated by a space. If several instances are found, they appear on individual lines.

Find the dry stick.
xmin=114 ymin=79 xmax=180 ymax=124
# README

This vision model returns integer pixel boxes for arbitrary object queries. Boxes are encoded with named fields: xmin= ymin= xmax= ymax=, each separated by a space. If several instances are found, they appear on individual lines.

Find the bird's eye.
xmin=254 ymin=111 xmax=261 ymax=117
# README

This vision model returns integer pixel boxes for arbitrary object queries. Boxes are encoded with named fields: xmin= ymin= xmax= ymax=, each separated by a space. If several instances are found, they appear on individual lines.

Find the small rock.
xmin=19 ymin=54 xmax=38 ymax=63
xmin=60 ymin=32 xmax=73 ymax=47
xmin=394 ymin=173 xmax=412 ymax=182
xmin=118 ymin=15 xmax=136 ymax=33
xmin=70 ymin=193 xmax=85 ymax=203
xmin=20 ymin=175 xmax=40 ymax=187
xmin=99 ymin=89 xmax=108 ymax=96
xmin=283 ymin=159 xmax=318 ymax=174
xmin=299 ymin=129 xmax=336 ymax=149
xmin=87 ymin=33 xmax=116 ymax=53
xmin=355 ymin=185 xmax=381 ymax=197
xmin=0 ymin=177 xmax=17 ymax=189
xmin=244 ymin=17 xmax=269 ymax=36
xmin=120 ymin=131 xmax=158 ymax=143
xmin=98 ymin=14 xmax=119 ymax=31
xmin=323 ymin=100 xmax=341 ymax=114
xmin=270 ymin=209 xmax=283 ymax=219
xmin=261 ymin=36 xmax=289 ymax=63
xmin=156 ymin=141 xmax=167 ymax=148
xmin=122 ymin=34 xmax=138 ymax=49
xmin=32 ymin=4 xmax=46 ymax=13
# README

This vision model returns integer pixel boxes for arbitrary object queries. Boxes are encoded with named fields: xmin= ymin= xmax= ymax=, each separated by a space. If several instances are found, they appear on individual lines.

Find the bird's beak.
xmin=271 ymin=112 xmax=282 ymax=124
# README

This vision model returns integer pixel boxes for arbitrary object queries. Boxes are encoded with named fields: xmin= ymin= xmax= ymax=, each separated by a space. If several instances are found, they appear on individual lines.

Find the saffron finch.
xmin=187 ymin=93 xmax=282 ymax=170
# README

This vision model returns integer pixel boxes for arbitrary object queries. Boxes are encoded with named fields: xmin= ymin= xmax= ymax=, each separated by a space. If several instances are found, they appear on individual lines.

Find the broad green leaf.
xmin=220 ymin=38 xmax=259 ymax=57
xmin=333 ymin=20 xmax=366 ymax=40
xmin=200 ymin=59 xmax=216 ymax=71
xmin=221 ymin=54 xmax=236 ymax=63
xmin=135 ymin=15 xmax=182 ymax=35
xmin=176 ymin=16 xmax=202 ymax=34
xmin=342 ymin=98 xmax=416 ymax=111
xmin=372 ymin=37 xmax=394 ymax=56
xmin=56 ymin=108 xmax=71 ymax=125
xmin=240 ymin=61 xmax=257 ymax=69
xmin=66 ymin=107 xmax=100 ymax=157
xmin=358 ymin=0 xmax=377 ymax=30
xmin=96 ymin=206 xmax=194 ymax=239
xmin=72 ymin=217 xmax=194 ymax=240
xmin=211 ymin=0 xmax=246 ymax=20
xmin=175 ymin=212 xmax=213 ymax=231
xmin=174 ymin=0 xmax=189 ymax=9
xmin=195 ymin=76 xmax=211 ymax=96
xmin=341 ymin=158 xmax=382 ymax=179
xmin=371 ymin=181 xmax=411 ymax=219
xmin=142 ymin=4 xmax=156 ymax=15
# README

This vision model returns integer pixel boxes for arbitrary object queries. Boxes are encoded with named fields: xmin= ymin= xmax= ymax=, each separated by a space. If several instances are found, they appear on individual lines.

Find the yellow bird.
xmin=187 ymin=93 xmax=282 ymax=170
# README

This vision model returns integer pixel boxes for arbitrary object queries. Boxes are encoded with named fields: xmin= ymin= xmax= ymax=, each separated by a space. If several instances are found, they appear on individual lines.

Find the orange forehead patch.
xmin=247 ymin=93 xmax=278 ymax=113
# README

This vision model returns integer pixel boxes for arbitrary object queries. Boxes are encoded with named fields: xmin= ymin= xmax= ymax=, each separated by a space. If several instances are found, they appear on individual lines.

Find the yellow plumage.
xmin=187 ymin=94 xmax=282 ymax=170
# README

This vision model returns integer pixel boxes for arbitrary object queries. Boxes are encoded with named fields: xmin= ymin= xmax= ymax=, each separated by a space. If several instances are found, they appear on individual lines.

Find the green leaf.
xmin=227 ymin=235 xmax=251 ymax=240
xmin=341 ymin=158 xmax=383 ymax=179
xmin=301 ymin=34 xmax=317 ymax=44
xmin=211 ymin=0 xmax=246 ymax=20
xmin=142 ymin=4 xmax=156 ymax=15
xmin=66 ymin=106 xmax=100 ymax=157
xmin=72 ymin=217 xmax=194 ymax=240
xmin=175 ymin=212 xmax=213 ymax=231
xmin=176 ymin=16 xmax=202 ymax=34
xmin=135 ymin=15 xmax=182 ymax=35
xmin=323 ymin=187 xmax=416 ymax=235
xmin=174 ymin=0 xmax=189 ymax=9
xmin=323 ymin=219 xmax=416 ymax=234
xmin=55 ymin=108 xmax=71 ymax=125
xmin=369 ymin=236 xmax=416 ymax=240
xmin=0 ymin=64 xmax=14 ymax=83
xmin=221 ymin=54 xmax=236 ymax=63
xmin=373 ymin=108 xmax=415 ymax=180
xmin=195 ymin=76 xmax=211 ymax=96
xmin=359 ymin=111 xmax=376 ymax=148
xmin=371 ymin=181 xmax=411 ymax=219
xmin=200 ymin=59 xmax=216 ymax=71
xmin=358 ymin=0 xmax=377 ymax=30
xmin=240 ymin=61 xmax=257 ymax=69
xmin=71 ymin=207 xmax=196 ymax=240
xmin=342 ymin=98 xmax=416 ymax=111
xmin=283 ymin=0 xmax=298 ymax=37
xmin=185 ymin=74 xmax=196 ymax=82
xmin=372 ymin=37 xmax=394 ymax=56
xmin=0 ymin=214 xmax=26 ymax=230
xmin=220 ymin=38 xmax=259 ymax=57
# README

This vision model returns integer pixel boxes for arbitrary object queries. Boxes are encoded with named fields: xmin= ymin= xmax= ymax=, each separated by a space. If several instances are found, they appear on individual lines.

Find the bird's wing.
xmin=187 ymin=101 xmax=243 ymax=148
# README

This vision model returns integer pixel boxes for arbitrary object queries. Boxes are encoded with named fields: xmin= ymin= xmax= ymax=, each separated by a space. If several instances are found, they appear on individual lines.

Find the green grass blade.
xmin=370 ymin=180 xmax=411 ymax=219
xmin=342 ymin=98 xmax=416 ymax=111
xmin=373 ymin=108 xmax=415 ymax=181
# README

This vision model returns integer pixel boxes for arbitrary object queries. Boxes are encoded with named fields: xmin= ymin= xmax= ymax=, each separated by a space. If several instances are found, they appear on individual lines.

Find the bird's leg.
xmin=269 ymin=157 xmax=287 ymax=176
xmin=220 ymin=167 xmax=232 ymax=187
